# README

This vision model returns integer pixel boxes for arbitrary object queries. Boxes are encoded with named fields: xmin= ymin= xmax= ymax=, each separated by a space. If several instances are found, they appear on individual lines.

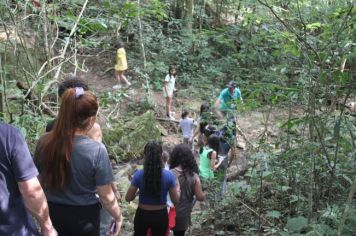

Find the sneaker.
xmin=126 ymin=82 xmax=132 ymax=87
xmin=169 ymin=111 xmax=175 ymax=116
xmin=167 ymin=114 xmax=175 ymax=120
xmin=113 ymin=84 xmax=122 ymax=89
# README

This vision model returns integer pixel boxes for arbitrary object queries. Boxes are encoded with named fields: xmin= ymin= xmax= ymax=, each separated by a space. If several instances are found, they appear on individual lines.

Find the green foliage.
xmin=1 ymin=0 xmax=355 ymax=235
xmin=99 ymin=91 xmax=126 ymax=108
xmin=11 ymin=114 xmax=48 ymax=153
xmin=286 ymin=216 xmax=308 ymax=233
xmin=266 ymin=210 xmax=282 ymax=219
xmin=102 ymin=111 xmax=162 ymax=162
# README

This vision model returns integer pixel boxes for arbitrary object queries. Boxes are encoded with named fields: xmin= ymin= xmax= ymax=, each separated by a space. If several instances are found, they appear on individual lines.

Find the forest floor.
xmin=77 ymin=53 xmax=304 ymax=148
xmin=72 ymin=53 xmax=306 ymax=235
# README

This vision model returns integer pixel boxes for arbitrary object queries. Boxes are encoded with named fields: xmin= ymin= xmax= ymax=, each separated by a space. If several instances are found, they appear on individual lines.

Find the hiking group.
xmin=1 ymin=44 xmax=243 ymax=236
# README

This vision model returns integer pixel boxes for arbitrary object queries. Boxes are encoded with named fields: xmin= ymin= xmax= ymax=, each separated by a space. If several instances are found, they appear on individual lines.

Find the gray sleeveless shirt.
xmin=171 ymin=168 xmax=197 ymax=217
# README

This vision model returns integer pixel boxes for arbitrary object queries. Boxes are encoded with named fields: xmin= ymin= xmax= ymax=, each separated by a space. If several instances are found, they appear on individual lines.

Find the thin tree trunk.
xmin=37 ymin=0 xmax=89 ymax=102
xmin=137 ymin=0 xmax=146 ymax=68
xmin=307 ymin=153 xmax=315 ymax=223
xmin=0 ymin=52 xmax=12 ymax=121
xmin=337 ymin=175 xmax=356 ymax=236
xmin=258 ymin=171 xmax=263 ymax=235
xmin=340 ymin=56 xmax=347 ymax=72
xmin=0 ymin=91 xmax=3 ymax=118
xmin=173 ymin=0 xmax=183 ymax=19
xmin=0 ymin=56 xmax=4 ymax=118
xmin=53 ymin=0 xmax=89 ymax=81
xmin=183 ymin=0 xmax=194 ymax=34
xmin=199 ymin=0 xmax=206 ymax=31
xmin=41 ymin=3 xmax=51 ymax=62
xmin=216 ymin=0 xmax=219 ymax=17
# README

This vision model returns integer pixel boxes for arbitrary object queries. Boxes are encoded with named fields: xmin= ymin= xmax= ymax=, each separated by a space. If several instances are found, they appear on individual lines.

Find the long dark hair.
xmin=170 ymin=144 xmax=198 ymax=176
xmin=168 ymin=65 xmax=176 ymax=78
xmin=115 ymin=41 xmax=124 ymax=49
xmin=200 ymin=102 xmax=209 ymax=116
xmin=207 ymin=134 xmax=220 ymax=156
xmin=199 ymin=102 xmax=210 ymax=133
xmin=143 ymin=141 xmax=163 ymax=199
xmin=37 ymin=88 xmax=98 ymax=191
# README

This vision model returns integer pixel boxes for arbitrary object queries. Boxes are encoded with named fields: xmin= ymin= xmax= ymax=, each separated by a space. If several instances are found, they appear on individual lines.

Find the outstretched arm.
xmin=194 ymin=175 xmax=205 ymax=201
xmin=97 ymin=184 xmax=122 ymax=236
xmin=210 ymin=151 xmax=224 ymax=170
xmin=215 ymin=99 xmax=224 ymax=119
xmin=193 ymin=122 xmax=200 ymax=139
xmin=18 ymin=177 xmax=57 ymax=236
xmin=237 ymin=88 xmax=243 ymax=104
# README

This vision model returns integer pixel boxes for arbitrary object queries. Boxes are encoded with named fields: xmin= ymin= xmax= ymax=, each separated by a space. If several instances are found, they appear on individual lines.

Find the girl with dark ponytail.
xmin=36 ymin=87 xmax=122 ymax=236
xmin=125 ymin=141 xmax=180 ymax=236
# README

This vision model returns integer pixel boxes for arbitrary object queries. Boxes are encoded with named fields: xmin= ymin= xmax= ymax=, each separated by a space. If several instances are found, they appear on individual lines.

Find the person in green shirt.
xmin=199 ymin=134 xmax=226 ymax=180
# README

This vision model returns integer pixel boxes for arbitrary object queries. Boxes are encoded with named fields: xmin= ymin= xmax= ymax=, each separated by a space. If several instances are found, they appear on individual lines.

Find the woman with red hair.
xmin=35 ymin=87 xmax=122 ymax=236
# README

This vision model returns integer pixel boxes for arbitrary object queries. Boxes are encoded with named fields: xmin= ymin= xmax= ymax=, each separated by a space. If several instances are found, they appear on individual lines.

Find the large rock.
xmin=103 ymin=111 xmax=162 ymax=161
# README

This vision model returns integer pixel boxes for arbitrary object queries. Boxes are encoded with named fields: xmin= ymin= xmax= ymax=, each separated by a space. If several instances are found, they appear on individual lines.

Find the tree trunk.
xmin=199 ymin=0 xmax=206 ymax=30
xmin=172 ymin=0 xmax=183 ymax=19
xmin=183 ymin=0 xmax=194 ymax=34
xmin=0 ymin=54 xmax=12 ymax=121
xmin=337 ymin=175 xmax=356 ymax=236
xmin=0 ymin=78 xmax=3 ymax=118
xmin=137 ymin=0 xmax=146 ymax=68
xmin=0 ymin=55 xmax=4 ymax=118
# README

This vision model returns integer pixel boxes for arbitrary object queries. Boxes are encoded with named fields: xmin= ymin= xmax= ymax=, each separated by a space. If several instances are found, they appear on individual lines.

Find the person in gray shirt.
xmin=0 ymin=122 xmax=57 ymax=236
xmin=35 ymin=87 xmax=122 ymax=236
xmin=178 ymin=110 xmax=197 ymax=152
xmin=170 ymin=144 xmax=205 ymax=236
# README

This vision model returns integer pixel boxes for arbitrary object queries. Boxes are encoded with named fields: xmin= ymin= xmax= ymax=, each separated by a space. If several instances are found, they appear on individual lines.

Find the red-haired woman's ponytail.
xmin=37 ymin=88 xmax=98 ymax=191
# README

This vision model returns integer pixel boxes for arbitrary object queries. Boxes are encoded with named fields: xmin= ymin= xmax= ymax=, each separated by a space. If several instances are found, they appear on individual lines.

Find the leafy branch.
xmin=41 ymin=0 xmax=89 ymax=101
xmin=257 ymin=0 xmax=320 ymax=61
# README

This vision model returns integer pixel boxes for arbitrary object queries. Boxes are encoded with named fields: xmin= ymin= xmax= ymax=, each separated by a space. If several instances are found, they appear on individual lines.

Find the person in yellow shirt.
xmin=114 ymin=41 xmax=131 ymax=89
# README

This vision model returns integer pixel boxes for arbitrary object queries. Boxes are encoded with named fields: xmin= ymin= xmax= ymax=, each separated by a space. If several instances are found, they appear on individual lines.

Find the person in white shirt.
xmin=163 ymin=65 xmax=177 ymax=120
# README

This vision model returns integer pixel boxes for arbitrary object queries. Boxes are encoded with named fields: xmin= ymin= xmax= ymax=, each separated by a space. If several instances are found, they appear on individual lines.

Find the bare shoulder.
xmin=87 ymin=122 xmax=102 ymax=142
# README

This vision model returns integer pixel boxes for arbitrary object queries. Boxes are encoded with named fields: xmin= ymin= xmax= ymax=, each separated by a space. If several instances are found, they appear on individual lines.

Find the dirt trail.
xmin=76 ymin=63 xmax=305 ymax=235
xmin=78 ymin=62 xmax=305 ymax=156
xmin=77 ymin=52 xmax=302 ymax=146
